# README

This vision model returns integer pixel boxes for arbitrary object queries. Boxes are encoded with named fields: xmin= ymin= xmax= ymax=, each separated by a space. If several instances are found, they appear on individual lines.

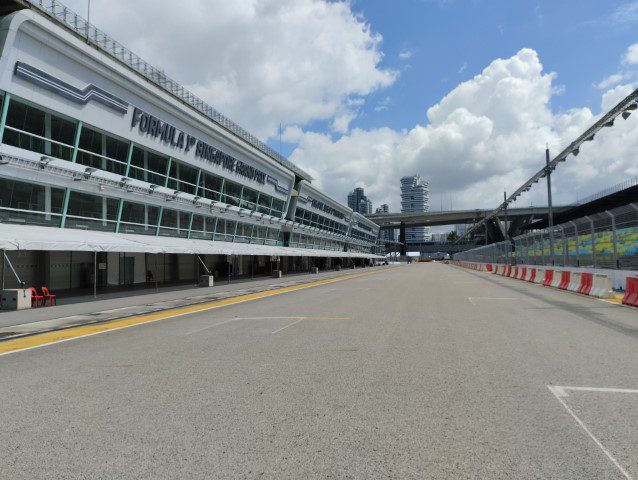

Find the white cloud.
xmin=458 ymin=61 xmax=467 ymax=74
xmin=289 ymin=48 xmax=638 ymax=212
xmin=66 ymin=0 xmax=396 ymax=139
xmin=399 ymin=50 xmax=413 ymax=60
xmin=622 ymin=43 xmax=638 ymax=65
xmin=595 ymin=73 xmax=626 ymax=90
xmin=374 ymin=96 xmax=391 ymax=112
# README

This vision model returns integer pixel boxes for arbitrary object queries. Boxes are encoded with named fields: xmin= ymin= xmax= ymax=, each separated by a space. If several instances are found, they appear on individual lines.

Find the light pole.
xmin=545 ymin=146 xmax=555 ymax=265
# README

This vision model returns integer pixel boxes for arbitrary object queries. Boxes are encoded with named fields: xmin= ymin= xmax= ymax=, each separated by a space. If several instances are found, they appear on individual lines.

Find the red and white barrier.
xmin=622 ymin=276 xmax=638 ymax=307
xmin=543 ymin=270 xmax=553 ymax=287
xmin=590 ymin=274 xmax=613 ymax=299
xmin=527 ymin=268 xmax=536 ymax=283
xmin=534 ymin=269 xmax=544 ymax=284
xmin=558 ymin=271 xmax=570 ymax=290
xmin=568 ymin=272 xmax=582 ymax=293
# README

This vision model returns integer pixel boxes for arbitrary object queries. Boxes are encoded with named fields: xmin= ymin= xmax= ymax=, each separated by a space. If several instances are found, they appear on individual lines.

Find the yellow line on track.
xmin=0 ymin=270 xmax=381 ymax=356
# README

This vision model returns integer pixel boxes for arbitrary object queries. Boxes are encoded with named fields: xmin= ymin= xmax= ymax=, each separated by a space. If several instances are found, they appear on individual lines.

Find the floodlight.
xmin=39 ymin=156 xmax=52 ymax=169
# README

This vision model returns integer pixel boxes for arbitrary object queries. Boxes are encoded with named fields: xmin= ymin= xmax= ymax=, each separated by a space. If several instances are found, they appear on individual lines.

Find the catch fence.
xmin=453 ymin=203 xmax=638 ymax=270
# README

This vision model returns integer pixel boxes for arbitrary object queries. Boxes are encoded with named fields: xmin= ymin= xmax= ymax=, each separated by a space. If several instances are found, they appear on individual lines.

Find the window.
xmin=0 ymin=178 xmax=64 ymax=226
xmin=190 ymin=214 xmax=216 ymax=239
xmin=119 ymin=201 xmax=160 ymax=235
xmin=3 ymin=99 xmax=77 ymax=161
xmin=159 ymin=209 xmax=189 ymax=238
xmin=129 ymin=146 xmax=168 ymax=186
xmin=77 ymin=126 xmax=129 ymax=175
xmin=235 ymin=222 xmax=252 ymax=243
xmin=168 ymin=161 xmax=198 ymax=195
xmin=215 ymin=219 xmax=235 ymax=242
xmin=200 ymin=173 xmax=223 ymax=201
xmin=256 ymin=194 xmax=271 ymax=214
xmin=65 ymin=191 xmax=118 ymax=231
xmin=222 ymin=181 xmax=242 ymax=206
xmin=271 ymin=198 xmax=285 ymax=217
xmin=241 ymin=187 xmax=258 ymax=210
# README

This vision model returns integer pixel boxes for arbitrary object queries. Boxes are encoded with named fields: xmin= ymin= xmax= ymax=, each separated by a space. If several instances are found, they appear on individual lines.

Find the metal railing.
xmin=453 ymin=203 xmax=638 ymax=270
xmin=23 ymin=0 xmax=312 ymax=181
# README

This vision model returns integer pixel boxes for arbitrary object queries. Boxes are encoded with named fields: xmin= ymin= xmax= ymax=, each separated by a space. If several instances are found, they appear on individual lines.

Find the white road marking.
xmin=467 ymin=297 xmax=520 ymax=305
xmin=270 ymin=319 xmax=304 ymax=334
xmin=547 ymin=385 xmax=635 ymax=480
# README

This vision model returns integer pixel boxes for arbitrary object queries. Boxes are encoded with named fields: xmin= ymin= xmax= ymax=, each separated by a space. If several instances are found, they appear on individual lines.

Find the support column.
xmin=115 ymin=143 xmax=135 ymax=233
xmin=0 ymin=92 xmax=11 ymax=142
xmin=60 ymin=121 xmax=83 ymax=228
xmin=155 ymin=157 xmax=172 ymax=236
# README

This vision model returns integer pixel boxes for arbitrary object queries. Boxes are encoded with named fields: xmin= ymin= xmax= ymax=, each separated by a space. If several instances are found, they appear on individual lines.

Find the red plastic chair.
xmin=40 ymin=286 xmax=57 ymax=306
xmin=28 ymin=287 xmax=44 ymax=308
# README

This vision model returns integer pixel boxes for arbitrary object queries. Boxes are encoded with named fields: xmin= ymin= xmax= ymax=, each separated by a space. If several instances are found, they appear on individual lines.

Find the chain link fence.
xmin=454 ymin=203 xmax=638 ymax=270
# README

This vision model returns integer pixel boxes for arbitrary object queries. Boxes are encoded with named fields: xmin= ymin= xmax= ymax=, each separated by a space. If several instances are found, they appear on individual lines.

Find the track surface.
xmin=2 ymin=263 xmax=637 ymax=479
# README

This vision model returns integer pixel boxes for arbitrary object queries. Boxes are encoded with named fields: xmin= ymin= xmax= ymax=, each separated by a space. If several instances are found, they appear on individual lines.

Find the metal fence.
xmin=453 ymin=203 xmax=638 ymax=270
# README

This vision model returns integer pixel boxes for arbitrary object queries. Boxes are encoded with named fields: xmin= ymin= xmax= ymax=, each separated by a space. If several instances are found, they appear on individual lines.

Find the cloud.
xmin=399 ymin=50 xmax=413 ymax=60
xmin=458 ymin=61 xmax=468 ymax=74
xmin=65 ymin=0 xmax=396 ymax=139
xmin=595 ymin=73 xmax=626 ymax=90
xmin=374 ymin=96 xmax=391 ymax=112
xmin=288 ymin=48 xmax=638 ymax=212
xmin=622 ymin=43 xmax=638 ymax=65
xmin=608 ymin=1 xmax=638 ymax=26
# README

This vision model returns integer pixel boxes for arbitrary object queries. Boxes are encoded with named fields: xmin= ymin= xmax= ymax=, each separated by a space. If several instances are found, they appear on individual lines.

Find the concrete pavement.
xmin=1 ymin=263 xmax=637 ymax=479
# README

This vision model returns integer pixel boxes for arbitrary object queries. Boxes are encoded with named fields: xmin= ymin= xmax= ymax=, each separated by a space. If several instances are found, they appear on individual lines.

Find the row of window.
xmin=294 ymin=207 xmax=348 ymax=236
xmin=288 ymin=232 xmax=345 ymax=251
xmin=1 ymin=95 xmax=286 ymax=217
xmin=351 ymin=228 xmax=377 ymax=244
xmin=0 ymin=178 xmax=282 ymax=245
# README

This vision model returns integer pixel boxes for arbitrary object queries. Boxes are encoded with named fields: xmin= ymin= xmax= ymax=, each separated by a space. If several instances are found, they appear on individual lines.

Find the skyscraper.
xmin=376 ymin=204 xmax=395 ymax=243
xmin=400 ymin=175 xmax=430 ymax=243
xmin=347 ymin=187 xmax=372 ymax=215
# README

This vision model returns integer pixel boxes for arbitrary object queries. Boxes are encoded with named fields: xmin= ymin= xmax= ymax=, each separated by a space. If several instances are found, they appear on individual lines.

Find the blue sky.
xmin=292 ymin=0 xmax=638 ymax=143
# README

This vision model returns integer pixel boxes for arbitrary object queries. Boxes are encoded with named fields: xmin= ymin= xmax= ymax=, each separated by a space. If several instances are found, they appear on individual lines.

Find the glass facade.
xmin=0 ymin=91 xmax=376 ymax=253
xmin=294 ymin=207 xmax=348 ymax=236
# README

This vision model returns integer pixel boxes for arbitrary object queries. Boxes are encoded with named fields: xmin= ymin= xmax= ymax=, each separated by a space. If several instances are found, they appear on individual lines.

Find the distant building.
xmin=347 ymin=187 xmax=372 ymax=215
xmin=430 ymin=233 xmax=448 ymax=243
xmin=376 ymin=204 xmax=395 ymax=244
xmin=400 ymin=175 xmax=430 ymax=244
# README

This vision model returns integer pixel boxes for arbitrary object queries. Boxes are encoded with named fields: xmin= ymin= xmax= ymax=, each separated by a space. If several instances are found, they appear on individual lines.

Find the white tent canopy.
xmin=0 ymin=224 xmax=381 ymax=259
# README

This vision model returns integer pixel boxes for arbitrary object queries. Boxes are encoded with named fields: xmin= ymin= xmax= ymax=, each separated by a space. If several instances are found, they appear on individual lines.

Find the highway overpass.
xmin=366 ymin=206 xmax=569 ymax=229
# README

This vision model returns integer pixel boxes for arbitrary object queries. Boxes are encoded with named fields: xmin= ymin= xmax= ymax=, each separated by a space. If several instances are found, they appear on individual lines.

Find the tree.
xmin=447 ymin=231 xmax=458 ymax=242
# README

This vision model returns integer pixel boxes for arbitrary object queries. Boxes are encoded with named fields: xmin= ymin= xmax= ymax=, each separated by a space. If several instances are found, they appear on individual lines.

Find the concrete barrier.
xmin=527 ymin=268 xmax=536 ymax=282
xmin=622 ymin=277 xmax=638 ymax=307
xmin=518 ymin=267 xmax=527 ymax=280
xmin=543 ymin=270 xmax=554 ymax=287
xmin=579 ymin=273 xmax=593 ymax=295
xmin=568 ymin=272 xmax=581 ymax=293
xmin=534 ymin=269 xmax=545 ymax=284
xmin=590 ymin=274 xmax=613 ymax=298
xmin=550 ymin=271 xmax=562 ymax=289
xmin=558 ymin=271 xmax=570 ymax=290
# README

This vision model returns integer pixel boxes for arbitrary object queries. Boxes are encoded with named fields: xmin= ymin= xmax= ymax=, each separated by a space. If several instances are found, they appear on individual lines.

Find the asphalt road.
xmin=1 ymin=263 xmax=637 ymax=479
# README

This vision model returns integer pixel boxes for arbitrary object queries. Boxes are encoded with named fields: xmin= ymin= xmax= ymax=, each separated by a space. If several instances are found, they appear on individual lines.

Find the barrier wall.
xmin=449 ymin=261 xmax=624 ymax=303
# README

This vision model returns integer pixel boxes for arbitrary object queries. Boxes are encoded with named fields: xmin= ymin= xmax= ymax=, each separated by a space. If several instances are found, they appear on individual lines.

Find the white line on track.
xmin=270 ymin=319 xmax=304 ymax=334
xmin=547 ymin=385 xmax=636 ymax=480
